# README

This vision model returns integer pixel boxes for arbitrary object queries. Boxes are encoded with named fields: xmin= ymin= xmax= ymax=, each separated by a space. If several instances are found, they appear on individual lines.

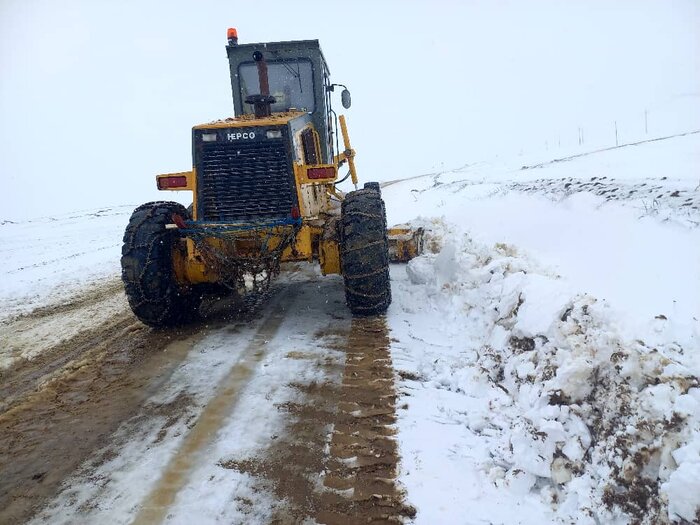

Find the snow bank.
xmin=389 ymin=219 xmax=700 ymax=524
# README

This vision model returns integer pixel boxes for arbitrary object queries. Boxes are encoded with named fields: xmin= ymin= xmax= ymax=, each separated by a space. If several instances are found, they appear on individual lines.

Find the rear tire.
xmin=121 ymin=201 xmax=201 ymax=327
xmin=340 ymin=187 xmax=391 ymax=316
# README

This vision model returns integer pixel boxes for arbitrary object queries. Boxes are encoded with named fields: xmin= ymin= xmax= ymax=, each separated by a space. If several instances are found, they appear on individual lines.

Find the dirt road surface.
xmin=0 ymin=267 xmax=414 ymax=524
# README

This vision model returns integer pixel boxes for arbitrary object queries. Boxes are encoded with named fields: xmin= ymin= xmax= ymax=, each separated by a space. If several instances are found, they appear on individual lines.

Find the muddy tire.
xmin=340 ymin=187 xmax=391 ymax=316
xmin=121 ymin=201 xmax=200 ymax=327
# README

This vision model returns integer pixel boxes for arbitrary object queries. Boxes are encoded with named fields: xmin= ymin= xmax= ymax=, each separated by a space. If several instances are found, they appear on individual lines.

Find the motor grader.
xmin=121 ymin=29 xmax=422 ymax=327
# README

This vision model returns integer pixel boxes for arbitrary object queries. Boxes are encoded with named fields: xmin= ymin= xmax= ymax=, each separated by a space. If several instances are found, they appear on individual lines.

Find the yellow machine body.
xmin=153 ymin=38 xmax=421 ymax=290
xmin=159 ymin=111 xmax=354 ymax=286
xmin=122 ymin=35 xmax=424 ymax=328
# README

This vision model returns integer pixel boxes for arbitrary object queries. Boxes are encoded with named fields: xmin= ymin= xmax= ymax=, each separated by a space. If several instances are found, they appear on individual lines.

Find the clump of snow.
xmin=663 ymin=428 xmax=700 ymax=522
xmin=390 ymin=218 xmax=700 ymax=524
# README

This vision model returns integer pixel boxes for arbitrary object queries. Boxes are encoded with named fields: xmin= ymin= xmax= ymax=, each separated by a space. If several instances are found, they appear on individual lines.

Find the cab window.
xmin=239 ymin=59 xmax=315 ymax=113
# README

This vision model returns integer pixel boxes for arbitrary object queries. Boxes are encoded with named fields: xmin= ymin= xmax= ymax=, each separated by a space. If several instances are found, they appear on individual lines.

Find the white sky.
xmin=1 ymin=0 xmax=699 ymax=219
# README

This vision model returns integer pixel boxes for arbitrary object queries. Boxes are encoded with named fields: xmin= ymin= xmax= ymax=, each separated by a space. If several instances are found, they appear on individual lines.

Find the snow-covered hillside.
xmin=1 ymin=132 xmax=699 ymax=524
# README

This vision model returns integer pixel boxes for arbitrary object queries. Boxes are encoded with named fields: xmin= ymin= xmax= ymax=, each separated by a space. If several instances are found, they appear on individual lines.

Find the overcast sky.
xmin=1 ymin=0 xmax=698 ymax=220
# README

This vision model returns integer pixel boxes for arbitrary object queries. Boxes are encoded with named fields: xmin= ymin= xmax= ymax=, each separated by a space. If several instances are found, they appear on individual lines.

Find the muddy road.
xmin=0 ymin=270 xmax=413 ymax=524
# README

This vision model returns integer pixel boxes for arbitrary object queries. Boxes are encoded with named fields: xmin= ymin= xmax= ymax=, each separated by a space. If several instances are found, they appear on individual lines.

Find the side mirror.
xmin=341 ymin=89 xmax=352 ymax=109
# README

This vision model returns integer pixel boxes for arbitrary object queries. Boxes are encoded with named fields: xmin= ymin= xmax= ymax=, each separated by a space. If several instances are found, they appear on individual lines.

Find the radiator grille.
xmin=198 ymin=139 xmax=296 ymax=222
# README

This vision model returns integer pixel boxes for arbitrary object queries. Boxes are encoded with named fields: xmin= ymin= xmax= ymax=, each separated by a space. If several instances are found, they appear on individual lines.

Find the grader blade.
xmin=387 ymin=226 xmax=424 ymax=263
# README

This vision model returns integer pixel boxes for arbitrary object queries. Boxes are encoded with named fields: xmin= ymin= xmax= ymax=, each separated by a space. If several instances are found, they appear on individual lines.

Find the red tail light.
xmin=157 ymin=176 xmax=188 ymax=190
xmin=307 ymin=166 xmax=336 ymax=180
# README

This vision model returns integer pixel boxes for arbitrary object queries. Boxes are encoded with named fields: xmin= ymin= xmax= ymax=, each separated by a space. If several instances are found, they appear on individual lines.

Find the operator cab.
xmin=226 ymin=36 xmax=345 ymax=165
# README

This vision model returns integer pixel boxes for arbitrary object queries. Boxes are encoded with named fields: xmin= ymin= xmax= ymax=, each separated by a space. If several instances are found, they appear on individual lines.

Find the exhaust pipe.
xmin=245 ymin=51 xmax=276 ymax=118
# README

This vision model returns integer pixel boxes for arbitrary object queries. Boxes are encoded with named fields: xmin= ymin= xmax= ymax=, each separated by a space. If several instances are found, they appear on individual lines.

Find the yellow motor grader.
xmin=121 ymin=29 xmax=422 ymax=327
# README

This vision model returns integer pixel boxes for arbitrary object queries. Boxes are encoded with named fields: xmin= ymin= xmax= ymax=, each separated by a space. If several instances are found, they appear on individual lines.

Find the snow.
xmin=0 ymin=288 xmax=127 ymax=369
xmin=29 ymin=273 xmax=347 ymax=525
xmin=0 ymin=206 xmax=132 ymax=321
xmin=384 ymin=132 xmax=700 ymax=360
xmin=388 ymin=220 xmax=700 ymax=523
xmin=0 ymin=205 xmax=134 ymax=369
xmin=2 ymin=131 xmax=699 ymax=523
xmin=380 ymin=133 xmax=700 ymax=523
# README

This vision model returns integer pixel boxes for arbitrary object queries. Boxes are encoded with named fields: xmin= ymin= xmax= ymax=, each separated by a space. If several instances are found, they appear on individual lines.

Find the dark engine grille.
xmin=198 ymin=139 xmax=296 ymax=222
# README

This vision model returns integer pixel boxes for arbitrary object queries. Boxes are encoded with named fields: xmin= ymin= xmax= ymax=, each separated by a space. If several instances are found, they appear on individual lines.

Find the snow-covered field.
xmin=0 ymin=206 xmax=132 ymax=321
xmin=1 ymin=131 xmax=699 ymax=523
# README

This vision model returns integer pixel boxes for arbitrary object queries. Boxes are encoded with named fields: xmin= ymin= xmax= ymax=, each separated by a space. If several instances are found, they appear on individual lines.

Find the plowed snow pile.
xmin=384 ymin=133 xmax=700 ymax=524
xmin=390 ymin=222 xmax=698 ymax=523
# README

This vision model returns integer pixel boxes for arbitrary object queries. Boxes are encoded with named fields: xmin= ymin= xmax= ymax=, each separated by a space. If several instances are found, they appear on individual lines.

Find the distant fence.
xmin=539 ymin=96 xmax=700 ymax=154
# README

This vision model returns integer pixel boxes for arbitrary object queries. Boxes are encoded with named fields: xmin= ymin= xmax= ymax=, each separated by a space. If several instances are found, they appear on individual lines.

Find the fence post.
xmin=645 ymin=109 xmax=648 ymax=134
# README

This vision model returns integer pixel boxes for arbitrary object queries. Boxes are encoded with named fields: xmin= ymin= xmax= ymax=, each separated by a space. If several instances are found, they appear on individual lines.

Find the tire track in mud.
xmin=0 ymin=279 xmax=127 ymax=375
xmin=0 ymin=313 xmax=135 ymax=413
xmin=132 ymin=297 xmax=291 ymax=525
xmin=0 ymin=279 xmax=132 ymax=414
xmin=1 ymin=274 xmax=414 ymax=524
xmin=0 ymin=291 xmax=212 ymax=524
xmin=223 ymin=316 xmax=414 ymax=524
xmin=318 ymin=317 xmax=414 ymax=524
xmin=2 ymin=279 xmax=125 ymax=324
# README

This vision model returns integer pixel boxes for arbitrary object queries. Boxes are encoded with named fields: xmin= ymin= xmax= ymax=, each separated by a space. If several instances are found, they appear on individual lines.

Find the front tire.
xmin=121 ymin=201 xmax=200 ymax=327
xmin=340 ymin=187 xmax=391 ymax=316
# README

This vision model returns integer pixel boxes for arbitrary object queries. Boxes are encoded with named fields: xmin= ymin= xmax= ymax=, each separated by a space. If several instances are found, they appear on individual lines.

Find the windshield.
xmin=239 ymin=59 xmax=315 ymax=114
